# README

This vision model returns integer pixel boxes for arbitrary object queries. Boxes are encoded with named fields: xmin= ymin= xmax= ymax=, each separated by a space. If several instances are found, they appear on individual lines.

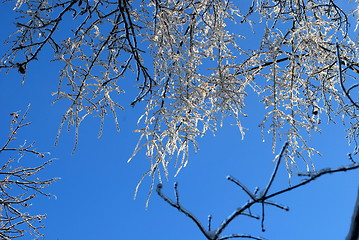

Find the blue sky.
xmin=1 ymin=1 xmax=359 ymax=240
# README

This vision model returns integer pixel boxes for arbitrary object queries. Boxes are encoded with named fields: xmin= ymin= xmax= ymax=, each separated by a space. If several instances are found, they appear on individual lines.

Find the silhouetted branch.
xmin=219 ymin=234 xmax=267 ymax=240
xmin=156 ymin=183 xmax=210 ymax=239
xmin=157 ymin=142 xmax=359 ymax=240
xmin=336 ymin=42 xmax=359 ymax=109
xmin=262 ymin=142 xmax=289 ymax=197
xmin=266 ymin=163 xmax=359 ymax=199
xmin=346 ymin=187 xmax=359 ymax=240
xmin=208 ymin=215 xmax=212 ymax=231
xmin=226 ymin=176 xmax=256 ymax=201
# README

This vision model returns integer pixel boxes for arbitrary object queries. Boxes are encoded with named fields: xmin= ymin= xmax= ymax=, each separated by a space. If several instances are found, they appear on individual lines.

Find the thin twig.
xmin=156 ymin=184 xmax=210 ymax=239
xmin=227 ymin=176 xmax=256 ymax=200
xmin=262 ymin=142 xmax=289 ymax=197
xmin=336 ymin=42 xmax=359 ymax=109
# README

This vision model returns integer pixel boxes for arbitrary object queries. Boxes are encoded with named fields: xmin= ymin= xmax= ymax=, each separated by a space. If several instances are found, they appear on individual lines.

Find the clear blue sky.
xmin=0 ymin=2 xmax=358 ymax=240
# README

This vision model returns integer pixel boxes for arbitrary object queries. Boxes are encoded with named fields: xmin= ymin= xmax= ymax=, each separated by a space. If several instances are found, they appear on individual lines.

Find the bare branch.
xmin=219 ymin=234 xmax=267 ymax=240
xmin=156 ymin=183 xmax=210 ymax=239
xmin=226 ymin=176 xmax=256 ymax=201
xmin=158 ymin=149 xmax=359 ymax=240
xmin=261 ymin=142 xmax=289 ymax=198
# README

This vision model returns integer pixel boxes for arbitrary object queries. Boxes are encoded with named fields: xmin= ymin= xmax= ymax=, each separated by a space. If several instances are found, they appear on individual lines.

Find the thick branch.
xmin=346 ymin=186 xmax=359 ymax=240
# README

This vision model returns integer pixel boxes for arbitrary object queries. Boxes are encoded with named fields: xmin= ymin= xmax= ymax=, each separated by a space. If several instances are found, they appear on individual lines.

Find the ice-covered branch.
xmin=0 ymin=107 xmax=58 ymax=239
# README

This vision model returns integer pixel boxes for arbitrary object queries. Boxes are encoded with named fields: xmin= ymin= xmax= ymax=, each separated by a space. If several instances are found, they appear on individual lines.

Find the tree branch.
xmin=345 ymin=186 xmax=359 ymax=240
xmin=157 ymin=147 xmax=359 ymax=240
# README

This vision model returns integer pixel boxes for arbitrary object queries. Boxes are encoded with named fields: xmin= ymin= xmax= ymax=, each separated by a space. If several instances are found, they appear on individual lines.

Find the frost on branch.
xmin=131 ymin=0 xmax=359 ymax=189
xmin=129 ymin=0 xmax=247 ymax=195
xmin=1 ymin=0 xmax=152 ymax=152
xmin=0 ymin=107 xmax=57 ymax=239
xmin=3 ymin=0 xmax=359 ymax=191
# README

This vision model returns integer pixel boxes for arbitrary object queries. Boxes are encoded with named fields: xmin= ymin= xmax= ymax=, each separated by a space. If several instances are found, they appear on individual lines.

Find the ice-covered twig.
xmin=227 ymin=176 xmax=256 ymax=200
xmin=263 ymin=201 xmax=289 ymax=211
xmin=240 ymin=212 xmax=260 ymax=220
xmin=0 ymin=107 xmax=57 ymax=239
